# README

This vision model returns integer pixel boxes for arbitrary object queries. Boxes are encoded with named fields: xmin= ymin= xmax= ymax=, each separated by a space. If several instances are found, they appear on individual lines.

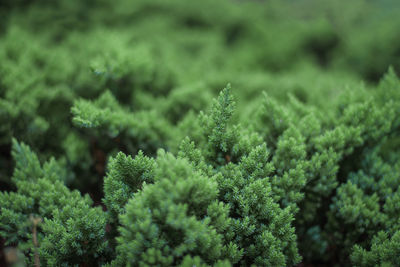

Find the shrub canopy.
xmin=1 ymin=0 xmax=400 ymax=266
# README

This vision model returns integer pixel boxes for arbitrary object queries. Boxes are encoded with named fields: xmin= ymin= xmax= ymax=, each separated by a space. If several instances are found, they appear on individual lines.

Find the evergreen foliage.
xmin=1 ymin=0 xmax=400 ymax=266
xmin=0 ymin=140 xmax=107 ymax=266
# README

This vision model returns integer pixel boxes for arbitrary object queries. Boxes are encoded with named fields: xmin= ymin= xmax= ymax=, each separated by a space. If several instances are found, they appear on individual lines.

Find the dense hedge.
xmin=1 ymin=0 xmax=400 ymax=266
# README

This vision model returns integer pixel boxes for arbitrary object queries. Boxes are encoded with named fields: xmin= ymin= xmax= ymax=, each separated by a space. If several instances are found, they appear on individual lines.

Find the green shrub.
xmin=1 ymin=0 xmax=400 ymax=266
xmin=0 ymin=140 xmax=107 ymax=266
